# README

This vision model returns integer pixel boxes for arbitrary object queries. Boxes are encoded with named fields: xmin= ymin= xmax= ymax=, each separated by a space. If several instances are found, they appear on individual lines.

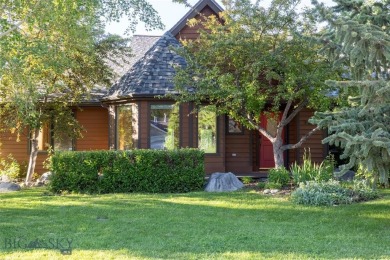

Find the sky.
xmin=105 ymin=0 xmax=212 ymax=36
xmin=105 ymin=0 xmax=334 ymax=37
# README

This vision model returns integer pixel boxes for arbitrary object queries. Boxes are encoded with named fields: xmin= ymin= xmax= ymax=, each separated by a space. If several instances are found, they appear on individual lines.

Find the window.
xmin=36 ymin=123 xmax=73 ymax=151
xmin=150 ymin=104 xmax=179 ymax=150
xmin=37 ymin=124 xmax=51 ymax=151
xmin=266 ymin=117 xmax=278 ymax=136
xmin=53 ymin=133 xmax=73 ymax=151
xmin=198 ymin=106 xmax=217 ymax=153
xmin=117 ymin=104 xmax=137 ymax=150
xmin=227 ymin=116 xmax=243 ymax=134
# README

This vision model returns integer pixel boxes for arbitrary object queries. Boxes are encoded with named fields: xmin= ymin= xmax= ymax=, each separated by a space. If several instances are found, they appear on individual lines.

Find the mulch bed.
xmin=242 ymin=181 xmax=294 ymax=196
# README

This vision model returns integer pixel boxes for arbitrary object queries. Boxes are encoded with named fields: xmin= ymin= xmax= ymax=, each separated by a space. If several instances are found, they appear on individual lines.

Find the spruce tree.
xmin=310 ymin=0 xmax=390 ymax=186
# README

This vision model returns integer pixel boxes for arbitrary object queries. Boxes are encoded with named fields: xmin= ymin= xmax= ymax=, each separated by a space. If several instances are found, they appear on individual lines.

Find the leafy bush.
xmin=49 ymin=149 xmax=205 ymax=194
xmin=257 ymin=182 xmax=266 ymax=189
xmin=291 ymin=151 xmax=334 ymax=185
xmin=268 ymin=167 xmax=290 ymax=186
xmin=350 ymin=179 xmax=381 ymax=201
xmin=0 ymin=154 xmax=25 ymax=181
xmin=291 ymin=180 xmax=379 ymax=206
xmin=241 ymin=176 xmax=253 ymax=184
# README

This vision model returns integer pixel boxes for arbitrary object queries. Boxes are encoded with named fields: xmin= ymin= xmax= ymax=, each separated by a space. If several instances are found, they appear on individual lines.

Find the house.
xmin=0 ymin=88 xmax=110 ymax=174
xmin=0 ymin=0 xmax=327 ymax=176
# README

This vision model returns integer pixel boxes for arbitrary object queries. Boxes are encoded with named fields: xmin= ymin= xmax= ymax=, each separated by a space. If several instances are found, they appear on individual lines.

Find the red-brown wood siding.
xmin=203 ymin=116 xmax=226 ymax=174
xmin=108 ymin=105 xmax=116 ymax=150
xmin=0 ymin=106 xmax=110 ymax=175
xmin=287 ymin=112 xmax=298 ymax=167
xmin=0 ymin=130 xmax=28 ymax=165
xmin=0 ymin=130 xmax=49 ymax=174
xmin=35 ymin=153 xmax=47 ymax=174
xmin=294 ymin=108 xmax=325 ymax=164
xmin=175 ymin=6 xmax=220 ymax=40
xmin=180 ymin=103 xmax=191 ymax=148
xmin=251 ymin=130 xmax=260 ymax=171
xmin=75 ymin=107 xmax=109 ymax=150
xmin=225 ymin=129 xmax=253 ymax=174
xmin=138 ymin=101 xmax=149 ymax=149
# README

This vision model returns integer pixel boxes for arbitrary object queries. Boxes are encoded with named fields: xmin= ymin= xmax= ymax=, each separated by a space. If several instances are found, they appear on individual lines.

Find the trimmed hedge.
xmin=49 ymin=149 xmax=205 ymax=194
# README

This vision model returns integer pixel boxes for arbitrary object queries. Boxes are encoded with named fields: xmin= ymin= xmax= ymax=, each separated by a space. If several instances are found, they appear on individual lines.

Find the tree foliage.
xmin=174 ymin=0 xmax=339 ymax=168
xmin=310 ymin=0 xmax=390 ymax=187
xmin=0 ymin=0 xmax=163 ymax=184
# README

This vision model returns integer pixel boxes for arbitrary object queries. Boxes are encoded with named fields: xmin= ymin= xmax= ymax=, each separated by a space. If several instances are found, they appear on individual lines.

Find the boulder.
xmin=205 ymin=172 xmax=244 ymax=192
xmin=0 ymin=182 xmax=21 ymax=192
xmin=34 ymin=172 xmax=52 ymax=186
xmin=263 ymin=189 xmax=280 ymax=195
xmin=334 ymin=168 xmax=355 ymax=181
xmin=0 ymin=175 xmax=11 ymax=183
xmin=39 ymin=172 xmax=52 ymax=183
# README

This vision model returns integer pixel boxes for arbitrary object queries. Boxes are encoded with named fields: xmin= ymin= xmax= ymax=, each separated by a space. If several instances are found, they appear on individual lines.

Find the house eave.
xmin=101 ymin=92 xmax=180 ymax=104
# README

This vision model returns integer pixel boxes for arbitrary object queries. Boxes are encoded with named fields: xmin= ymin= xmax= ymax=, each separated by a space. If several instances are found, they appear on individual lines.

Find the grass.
xmin=0 ymin=187 xmax=389 ymax=259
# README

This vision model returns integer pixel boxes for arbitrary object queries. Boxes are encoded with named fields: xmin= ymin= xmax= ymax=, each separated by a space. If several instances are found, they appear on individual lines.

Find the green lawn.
xmin=0 ymin=187 xmax=389 ymax=260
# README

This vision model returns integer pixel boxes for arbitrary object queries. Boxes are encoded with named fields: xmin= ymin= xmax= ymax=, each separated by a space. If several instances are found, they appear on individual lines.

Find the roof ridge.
xmin=131 ymin=34 xmax=163 ymax=37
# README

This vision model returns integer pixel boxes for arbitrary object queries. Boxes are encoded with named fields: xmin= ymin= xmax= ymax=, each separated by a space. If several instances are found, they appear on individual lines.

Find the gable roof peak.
xmin=169 ymin=0 xmax=224 ymax=36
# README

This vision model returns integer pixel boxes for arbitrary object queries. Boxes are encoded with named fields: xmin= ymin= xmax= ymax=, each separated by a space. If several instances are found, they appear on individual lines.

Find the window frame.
xmin=226 ymin=116 xmax=244 ymax=135
xmin=197 ymin=105 xmax=219 ymax=154
xmin=148 ymin=102 xmax=180 ymax=150
xmin=33 ymin=122 xmax=75 ymax=153
xmin=115 ymin=103 xmax=138 ymax=150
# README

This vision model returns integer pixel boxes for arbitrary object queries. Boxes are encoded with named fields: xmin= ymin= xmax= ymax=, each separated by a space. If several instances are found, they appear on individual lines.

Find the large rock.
xmin=34 ymin=172 xmax=52 ymax=186
xmin=0 ymin=175 xmax=11 ymax=183
xmin=334 ymin=168 xmax=355 ymax=181
xmin=0 ymin=182 xmax=21 ymax=192
xmin=205 ymin=172 xmax=244 ymax=192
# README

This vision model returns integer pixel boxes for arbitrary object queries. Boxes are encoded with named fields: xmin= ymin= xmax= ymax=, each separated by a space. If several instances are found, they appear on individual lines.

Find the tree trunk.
xmin=25 ymin=128 xmax=39 ymax=185
xmin=272 ymin=138 xmax=284 ymax=168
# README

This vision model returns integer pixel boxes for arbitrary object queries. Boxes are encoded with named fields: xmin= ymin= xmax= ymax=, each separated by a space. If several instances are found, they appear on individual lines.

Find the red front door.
xmin=259 ymin=113 xmax=283 ymax=168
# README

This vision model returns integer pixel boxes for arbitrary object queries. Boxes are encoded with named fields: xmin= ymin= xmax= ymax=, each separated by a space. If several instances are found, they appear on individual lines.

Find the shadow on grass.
xmin=0 ymin=188 xmax=389 ymax=259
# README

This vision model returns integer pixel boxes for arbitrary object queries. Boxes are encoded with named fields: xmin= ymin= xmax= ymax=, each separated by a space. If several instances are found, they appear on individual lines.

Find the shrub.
xmin=291 ymin=151 xmax=334 ymax=185
xmin=268 ymin=167 xmax=290 ymax=186
xmin=49 ymin=149 xmax=205 ymax=194
xmin=350 ymin=179 xmax=381 ymax=201
xmin=0 ymin=154 xmax=25 ymax=181
xmin=257 ymin=182 xmax=266 ymax=189
xmin=241 ymin=176 xmax=253 ymax=184
xmin=291 ymin=180 xmax=379 ymax=206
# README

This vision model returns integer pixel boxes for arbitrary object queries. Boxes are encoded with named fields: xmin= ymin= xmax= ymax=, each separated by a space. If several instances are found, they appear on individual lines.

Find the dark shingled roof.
xmin=84 ymin=86 xmax=109 ymax=104
xmin=104 ymin=32 xmax=186 ymax=100
xmin=106 ymin=35 xmax=160 ymax=82
xmin=81 ymin=35 xmax=159 ymax=104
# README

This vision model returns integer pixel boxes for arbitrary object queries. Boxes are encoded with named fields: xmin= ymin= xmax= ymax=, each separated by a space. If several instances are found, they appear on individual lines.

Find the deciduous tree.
xmin=0 ymin=0 xmax=163 ymax=184
xmin=174 ymin=0 xmax=339 ymax=168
